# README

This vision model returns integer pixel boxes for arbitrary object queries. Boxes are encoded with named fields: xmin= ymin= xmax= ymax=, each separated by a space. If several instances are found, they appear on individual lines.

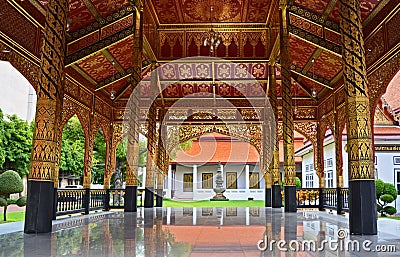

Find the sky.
xmin=0 ymin=61 xmax=37 ymax=122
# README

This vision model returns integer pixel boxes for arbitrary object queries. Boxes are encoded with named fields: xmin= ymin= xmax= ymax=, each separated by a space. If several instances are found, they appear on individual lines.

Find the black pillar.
xmin=144 ymin=187 xmax=154 ymax=208
xmin=349 ymin=180 xmax=377 ymax=234
xmin=84 ymin=188 xmax=90 ymax=215
xmin=104 ymin=189 xmax=110 ymax=211
xmin=284 ymin=186 xmax=296 ymax=212
xmin=271 ymin=185 xmax=282 ymax=208
xmin=319 ymin=188 xmax=324 ymax=211
xmin=52 ymin=187 xmax=58 ymax=220
xmin=155 ymin=189 xmax=163 ymax=207
xmin=124 ymin=186 xmax=138 ymax=212
xmin=336 ymin=187 xmax=343 ymax=214
xmin=265 ymin=188 xmax=272 ymax=207
xmin=24 ymin=181 xmax=54 ymax=233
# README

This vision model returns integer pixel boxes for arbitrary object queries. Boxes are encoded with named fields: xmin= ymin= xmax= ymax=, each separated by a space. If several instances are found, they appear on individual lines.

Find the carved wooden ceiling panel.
xmin=150 ymin=0 xmax=271 ymax=24
xmin=312 ymin=50 xmax=342 ymax=81
xmin=293 ymin=0 xmax=331 ymax=15
xmin=301 ymin=77 xmax=325 ymax=96
xmin=106 ymin=78 xmax=127 ymax=94
xmin=289 ymin=36 xmax=317 ymax=69
xmin=91 ymin=0 xmax=129 ymax=17
xmin=107 ymin=37 xmax=134 ymax=70
xmin=182 ymin=0 xmax=242 ymax=22
xmin=69 ymin=0 xmax=96 ymax=32
xmin=76 ymin=52 xmax=118 ymax=82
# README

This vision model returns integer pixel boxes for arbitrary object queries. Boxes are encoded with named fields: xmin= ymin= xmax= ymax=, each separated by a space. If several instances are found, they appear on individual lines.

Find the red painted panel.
xmin=290 ymin=36 xmax=317 ymax=69
xmin=173 ymin=40 xmax=183 ymax=58
xmin=68 ymin=0 xmax=96 ymax=32
xmin=228 ymin=39 xmax=238 ymax=57
xmin=76 ymin=52 xmax=118 ymax=83
xmin=67 ymin=31 xmax=99 ymax=55
xmin=294 ymin=0 xmax=330 ymax=15
xmin=107 ymin=37 xmax=134 ymax=70
xmin=187 ymin=38 xmax=198 ymax=57
xmin=91 ymin=0 xmax=129 ymax=17
xmin=312 ymin=50 xmax=342 ymax=81
xmin=254 ymin=39 xmax=266 ymax=58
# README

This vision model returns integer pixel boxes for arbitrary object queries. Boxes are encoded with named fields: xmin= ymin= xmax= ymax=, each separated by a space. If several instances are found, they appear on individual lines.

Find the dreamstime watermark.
xmin=257 ymin=229 xmax=397 ymax=253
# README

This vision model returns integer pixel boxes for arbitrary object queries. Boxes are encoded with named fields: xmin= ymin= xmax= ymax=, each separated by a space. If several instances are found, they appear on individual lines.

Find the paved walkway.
xmin=0 ymin=208 xmax=399 ymax=256
xmin=0 ymin=221 xmax=24 ymax=235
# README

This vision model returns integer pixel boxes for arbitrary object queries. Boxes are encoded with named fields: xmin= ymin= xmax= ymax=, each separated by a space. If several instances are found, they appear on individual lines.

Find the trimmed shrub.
xmin=0 ymin=170 xmax=25 ymax=221
xmin=0 ymin=198 xmax=7 ymax=207
xmin=16 ymin=196 xmax=27 ymax=207
xmin=376 ymin=179 xmax=398 ymax=216
xmin=0 ymin=170 xmax=23 ymax=194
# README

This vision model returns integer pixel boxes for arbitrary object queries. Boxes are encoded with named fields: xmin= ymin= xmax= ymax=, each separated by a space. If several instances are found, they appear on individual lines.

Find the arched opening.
xmin=167 ymin=132 xmax=263 ymax=200
xmin=0 ymin=61 xmax=37 ymax=193
xmin=59 ymin=115 xmax=85 ymax=188
xmin=91 ymin=128 xmax=107 ymax=186
xmin=0 ymin=61 xmax=37 ymax=122
xmin=112 ymin=138 xmax=127 ymax=189
xmin=322 ymin=125 xmax=335 ymax=189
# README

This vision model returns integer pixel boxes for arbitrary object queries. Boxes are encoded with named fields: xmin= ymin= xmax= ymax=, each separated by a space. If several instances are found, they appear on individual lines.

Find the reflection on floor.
xmin=0 ymin=208 xmax=399 ymax=256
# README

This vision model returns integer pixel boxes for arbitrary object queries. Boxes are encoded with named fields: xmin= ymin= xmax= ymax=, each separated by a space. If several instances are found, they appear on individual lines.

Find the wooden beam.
xmin=289 ymin=26 xmax=342 ymax=56
xmin=65 ymin=28 xmax=134 ymax=66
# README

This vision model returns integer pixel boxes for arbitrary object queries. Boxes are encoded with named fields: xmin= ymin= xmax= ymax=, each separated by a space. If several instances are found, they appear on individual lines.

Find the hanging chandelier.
xmin=203 ymin=6 xmax=222 ymax=54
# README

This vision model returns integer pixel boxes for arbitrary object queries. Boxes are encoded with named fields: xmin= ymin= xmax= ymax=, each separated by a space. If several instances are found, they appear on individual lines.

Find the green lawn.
xmin=163 ymin=199 xmax=265 ymax=208
xmin=0 ymin=211 xmax=25 ymax=224
xmin=378 ymin=216 xmax=400 ymax=220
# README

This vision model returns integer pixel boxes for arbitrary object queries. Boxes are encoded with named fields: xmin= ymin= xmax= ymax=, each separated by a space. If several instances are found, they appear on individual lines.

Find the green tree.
xmin=376 ymin=179 xmax=398 ymax=216
xmin=0 ymin=112 xmax=33 ymax=177
xmin=59 ymin=116 xmax=85 ymax=178
xmin=0 ymin=109 xmax=6 ymax=168
xmin=0 ymin=170 xmax=26 ymax=221
xmin=91 ymin=130 xmax=107 ymax=184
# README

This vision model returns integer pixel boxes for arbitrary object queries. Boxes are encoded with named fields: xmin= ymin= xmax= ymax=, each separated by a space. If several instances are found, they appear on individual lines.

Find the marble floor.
xmin=0 ymin=208 xmax=399 ymax=257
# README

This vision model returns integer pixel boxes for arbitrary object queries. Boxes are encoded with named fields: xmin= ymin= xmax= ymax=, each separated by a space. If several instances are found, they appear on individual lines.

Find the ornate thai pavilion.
xmin=1 ymin=0 xmax=399 ymax=236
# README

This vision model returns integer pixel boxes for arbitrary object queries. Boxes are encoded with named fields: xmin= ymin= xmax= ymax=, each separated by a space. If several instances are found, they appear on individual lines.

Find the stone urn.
xmin=212 ymin=161 xmax=227 ymax=200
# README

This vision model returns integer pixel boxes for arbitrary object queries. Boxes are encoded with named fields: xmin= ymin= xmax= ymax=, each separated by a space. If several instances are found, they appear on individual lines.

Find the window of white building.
xmin=305 ymin=173 xmax=313 ymax=188
xmin=326 ymin=158 xmax=333 ymax=167
xmin=324 ymin=170 xmax=333 ymax=188
xmin=396 ymin=169 xmax=400 ymax=195
xmin=305 ymin=164 xmax=314 ymax=188
xmin=183 ymin=174 xmax=193 ymax=192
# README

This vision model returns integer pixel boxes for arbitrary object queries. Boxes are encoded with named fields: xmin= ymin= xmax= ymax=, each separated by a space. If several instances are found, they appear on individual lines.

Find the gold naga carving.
xmin=293 ymin=122 xmax=317 ymax=146
xmin=294 ymin=108 xmax=316 ymax=119
xmin=166 ymin=124 xmax=262 ymax=155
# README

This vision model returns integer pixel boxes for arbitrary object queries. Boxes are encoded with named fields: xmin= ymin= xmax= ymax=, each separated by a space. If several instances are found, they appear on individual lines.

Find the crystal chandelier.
xmin=203 ymin=6 xmax=222 ymax=54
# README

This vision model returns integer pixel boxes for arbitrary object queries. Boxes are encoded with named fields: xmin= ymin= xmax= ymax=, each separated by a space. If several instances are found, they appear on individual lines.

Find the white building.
xmin=164 ymin=133 xmax=265 ymax=200
xmin=296 ymin=105 xmax=400 ymax=212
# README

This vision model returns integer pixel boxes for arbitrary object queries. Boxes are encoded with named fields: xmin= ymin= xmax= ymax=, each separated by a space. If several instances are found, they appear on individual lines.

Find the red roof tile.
xmin=172 ymin=133 xmax=260 ymax=164
xmin=172 ymin=132 xmax=305 ymax=164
